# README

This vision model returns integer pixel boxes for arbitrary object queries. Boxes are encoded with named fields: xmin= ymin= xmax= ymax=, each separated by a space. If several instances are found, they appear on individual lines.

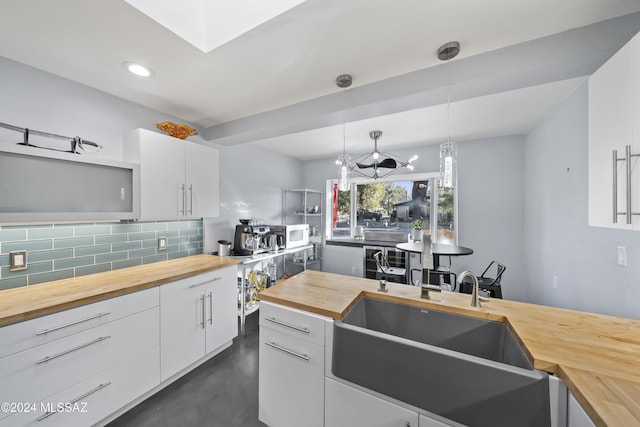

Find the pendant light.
xmin=438 ymin=41 xmax=460 ymax=188
xmin=335 ymin=74 xmax=352 ymax=191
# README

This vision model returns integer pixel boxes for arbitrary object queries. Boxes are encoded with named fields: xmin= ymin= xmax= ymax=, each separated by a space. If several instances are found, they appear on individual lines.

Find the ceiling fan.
xmin=349 ymin=131 xmax=417 ymax=179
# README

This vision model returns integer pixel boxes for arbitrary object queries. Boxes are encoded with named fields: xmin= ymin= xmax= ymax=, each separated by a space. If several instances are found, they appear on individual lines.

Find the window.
xmin=327 ymin=173 xmax=456 ymax=244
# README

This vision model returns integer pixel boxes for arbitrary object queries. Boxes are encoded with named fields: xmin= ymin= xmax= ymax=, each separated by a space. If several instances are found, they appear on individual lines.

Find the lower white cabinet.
xmin=568 ymin=392 xmax=596 ymax=427
xmin=0 ymin=347 xmax=159 ymax=427
xmin=325 ymin=378 xmax=420 ymax=427
xmin=0 ymin=307 xmax=158 ymax=414
xmin=259 ymin=302 xmax=326 ymax=427
xmin=160 ymin=266 xmax=237 ymax=381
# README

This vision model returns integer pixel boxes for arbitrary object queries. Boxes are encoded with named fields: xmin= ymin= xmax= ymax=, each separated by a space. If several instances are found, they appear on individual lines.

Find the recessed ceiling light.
xmin=124 ymin=62 xmax=153 ymax=77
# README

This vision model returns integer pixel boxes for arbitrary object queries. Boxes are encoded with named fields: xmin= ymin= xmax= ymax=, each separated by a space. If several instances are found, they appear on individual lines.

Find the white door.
xmin=160 ymin=277 xmax=206 ymax=381
xmin=131 ymin=129 xmax=186 ymax=219
xmin=185 ymin=142 xmax=219 ymax=217
xmin=588 ymin=33 xmax=635 ymax=229
xmin=205 ymin=266 xmax=238 ymax=354
xmin=324 ymin=377 xmax=420 ymax=427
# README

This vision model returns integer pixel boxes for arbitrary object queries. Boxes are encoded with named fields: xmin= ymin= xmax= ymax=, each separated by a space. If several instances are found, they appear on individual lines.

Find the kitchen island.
xmin=259 ymin=270 xmax=640 ymax=427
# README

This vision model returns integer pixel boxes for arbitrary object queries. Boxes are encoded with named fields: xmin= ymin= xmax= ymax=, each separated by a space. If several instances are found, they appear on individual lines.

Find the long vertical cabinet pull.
xmin=179 ymin=184 xmax=186 ymax=215
xmin=613 ymin=145 xmax=640 ymax=224
xmin=200 ymin=295 xmax=206 ymax=329
xmin=208 ymin=291 xmax=213 ymax=325
xmin=188 ymin=184 xmax=194 ymax=215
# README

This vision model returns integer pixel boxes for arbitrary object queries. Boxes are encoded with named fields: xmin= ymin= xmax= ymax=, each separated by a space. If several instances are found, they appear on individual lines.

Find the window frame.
xmin=325 ymin=172 xmax=458 ymax=245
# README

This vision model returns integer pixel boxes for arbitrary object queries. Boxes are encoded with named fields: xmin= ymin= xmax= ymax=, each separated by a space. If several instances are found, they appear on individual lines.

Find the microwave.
xmin=270 ymin=224 xmax=309 ymax=249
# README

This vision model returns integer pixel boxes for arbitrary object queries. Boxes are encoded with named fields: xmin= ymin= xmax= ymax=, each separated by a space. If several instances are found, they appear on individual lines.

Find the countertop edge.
xmin=0 ymin=254 xmax=240 ymax=328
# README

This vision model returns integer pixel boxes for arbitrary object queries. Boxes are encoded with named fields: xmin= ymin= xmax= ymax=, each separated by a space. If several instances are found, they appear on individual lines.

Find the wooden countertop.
xmin=260 ymin=270 xmax=640 ymax=427
xmin=0 ymin=254 xmax=239 ymax=327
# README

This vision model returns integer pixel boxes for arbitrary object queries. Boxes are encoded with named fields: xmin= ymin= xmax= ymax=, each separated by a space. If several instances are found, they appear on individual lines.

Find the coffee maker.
xmin=234 ymin=224 xmax=271 ymax=255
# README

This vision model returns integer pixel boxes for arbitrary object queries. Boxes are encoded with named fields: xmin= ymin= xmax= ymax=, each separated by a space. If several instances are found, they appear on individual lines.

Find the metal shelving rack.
xmin=283 ymin=189 xmax=323 ymax=272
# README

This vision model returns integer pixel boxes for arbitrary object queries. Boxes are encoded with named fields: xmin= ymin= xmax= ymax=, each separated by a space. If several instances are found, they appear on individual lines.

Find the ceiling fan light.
xmin=372 ymin=151 xmax=380 ymax=160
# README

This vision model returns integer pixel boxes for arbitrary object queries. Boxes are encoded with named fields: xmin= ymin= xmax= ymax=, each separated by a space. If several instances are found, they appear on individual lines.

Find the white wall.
xmin=524 ymin=82 xmax=640 ymax=319
xmin=0 ymin=57 xmax=304 ymax=251
xmin=202 ymin=144 xmax=303 ymax=252
xmin=302 ymin=136 xmax=526 ymax=301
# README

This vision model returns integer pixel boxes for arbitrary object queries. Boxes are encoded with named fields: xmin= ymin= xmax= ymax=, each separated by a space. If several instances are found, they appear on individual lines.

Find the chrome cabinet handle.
xmin=200 ymin=295 xmax=206 ymax=329
xmin=627 ymin=144 xmax=632 ymax=225
xmin=188 ymin=277 xmax=221 ymax=288
xmin=36 ymin=336 xmax=111 ymax=364
xmin=37 ymin=382 xmax=111 ymax=421
xmin=35 ymin=312 xmax=110 ymax=336
xmin=179 ymin=184 xmax=186 ymax=215
xmin=265 ymin=341 xmax=309 ymax=361
xmin=208 ymin=291 xmax=213 ymax=325
xmin=265 ymin=317 xmax=310 ymax=334
xmin=612 ymin=145 xmax=640 ymax=224
xmin=613 ymin=148 xmax=618 ymax=223
xmin=188 ymin=184 xmax=193 ymax=215
xmin=189 ymin=281 xmax=211 ymax=288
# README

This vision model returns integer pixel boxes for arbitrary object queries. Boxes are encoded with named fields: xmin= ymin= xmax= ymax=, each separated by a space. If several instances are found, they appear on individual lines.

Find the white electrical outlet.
xmin=9 ymin=250 xmax=27 ymax=271
xmin=552 ymin=275 xmax=558 ymax=289
xmin=158 ymin=236 xmax=167 ymax=251
xmin=617 ymin=246 xmax=627 ymax=267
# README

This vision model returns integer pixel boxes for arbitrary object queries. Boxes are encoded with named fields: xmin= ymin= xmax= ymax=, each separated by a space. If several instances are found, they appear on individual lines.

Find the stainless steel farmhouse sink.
xmin=332 ymin=297 xmax=551 ymax=427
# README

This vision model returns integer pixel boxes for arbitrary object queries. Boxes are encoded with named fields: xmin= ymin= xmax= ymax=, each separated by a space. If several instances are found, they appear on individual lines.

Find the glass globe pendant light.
xmin=438 ymin=41 xmax=460 ymax=188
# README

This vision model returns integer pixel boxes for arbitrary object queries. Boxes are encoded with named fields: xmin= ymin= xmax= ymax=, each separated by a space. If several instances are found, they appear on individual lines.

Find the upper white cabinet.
xmin=123 ymin=128 xmax=219 ymax=220
xmin=589 ymin=31 xmax=640 ymax=230
xmin=0 ymin=144 xmax=139 ymax=223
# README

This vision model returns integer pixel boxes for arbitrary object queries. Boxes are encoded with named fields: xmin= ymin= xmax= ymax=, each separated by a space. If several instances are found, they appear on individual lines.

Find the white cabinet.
xmin=160 ymin=266 xmax=237 ymax=381
xmin=589 ymin=31 xmax=640 ymax=229
xmin=325 ymin=378 xmax=420 ymax=427
xmin=567 ymin=392 xmax=596 ymax=427
xmin=0 ymin=144 xmax=139 ymax=222
xmin=259 ymin=301 xmax=326 ymax=427
xmin=123 ymin=128 xmax=219 ymax=219
xmin=0 ymin=287 xmax=160 ymax=426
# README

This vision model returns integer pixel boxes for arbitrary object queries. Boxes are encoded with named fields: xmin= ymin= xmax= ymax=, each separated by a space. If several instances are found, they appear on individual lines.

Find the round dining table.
xmin=396 ymin=241 xmax=473 ymax=269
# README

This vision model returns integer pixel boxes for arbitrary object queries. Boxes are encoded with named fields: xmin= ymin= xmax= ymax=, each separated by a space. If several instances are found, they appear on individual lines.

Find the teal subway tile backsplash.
xmin=0 ymin=219 xmax=203 ymax=289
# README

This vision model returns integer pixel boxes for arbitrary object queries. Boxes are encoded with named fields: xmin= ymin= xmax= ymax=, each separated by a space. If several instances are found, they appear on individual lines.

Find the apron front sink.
xmin=332 ymin=297 xmax=551 ymax=427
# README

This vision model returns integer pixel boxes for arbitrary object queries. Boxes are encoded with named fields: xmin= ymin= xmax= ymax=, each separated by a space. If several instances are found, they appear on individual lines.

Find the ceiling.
xmin=1 ymin=0 xmax=640 ymax=160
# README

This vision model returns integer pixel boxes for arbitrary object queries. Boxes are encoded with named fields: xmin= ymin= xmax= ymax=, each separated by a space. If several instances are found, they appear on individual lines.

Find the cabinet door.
xmin=567 ymin=392 xmax=596 ymax=427
xmin=160 ymin=276 xmax=207 ymax=381
xmin=259 ymin=326 xmax=324 ymax=427
xmin=205 ymin=266 xmax=238 ymax=354
xmin=588 ymin=33 xmax=637 ymax=229
xmin=124 ymin=128 xmax=186 ymax=219
xmin=186 ymin=142 xmax=219 ymax=217
xmin=325 ymin=377 xmax=420 ymax=427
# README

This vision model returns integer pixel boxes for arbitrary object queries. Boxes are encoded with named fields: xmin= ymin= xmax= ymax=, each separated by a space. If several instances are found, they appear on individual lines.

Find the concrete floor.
xmin=107 ymin=312 xmax=265 ymax=427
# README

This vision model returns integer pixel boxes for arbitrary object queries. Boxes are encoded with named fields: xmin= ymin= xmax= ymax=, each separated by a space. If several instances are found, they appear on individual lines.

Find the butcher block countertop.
xmin=0 ymin=254 xmax=238 ymax=328
xmin=260 ymin=270 xmax=640 ymax=427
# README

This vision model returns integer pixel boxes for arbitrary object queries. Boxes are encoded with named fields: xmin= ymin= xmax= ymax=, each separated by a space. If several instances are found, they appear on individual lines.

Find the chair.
xmin=373 ymin=251 xmax=407 ymax=283
xmin=433 ymin=255 xmax=457 ymax=291
xmin=459 ymin=260 xmax=506 ymax=298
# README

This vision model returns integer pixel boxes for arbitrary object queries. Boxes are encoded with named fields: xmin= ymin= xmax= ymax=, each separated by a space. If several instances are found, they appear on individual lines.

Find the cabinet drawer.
xmin=259 ymin=326 xmax=324 ymax=427
xmin=0 ymin=307 xmax=159 ymax=418
xmin=259 ymin=301 xmax=326 ymax=346
xmin=0 ymin=287 xmax=159 ymax=359
xmin=0 ymin=346 xmax=159 ymax=427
